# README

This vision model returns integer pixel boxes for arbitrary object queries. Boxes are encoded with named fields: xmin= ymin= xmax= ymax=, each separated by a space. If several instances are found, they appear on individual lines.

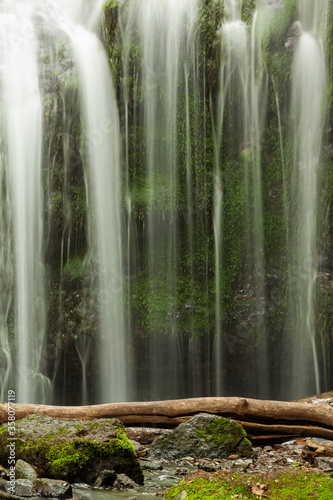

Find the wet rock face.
xmin=0 ymin=415 xmax=144 ymax=486
xmin=148 ymin=414 xmax=253 ymax=461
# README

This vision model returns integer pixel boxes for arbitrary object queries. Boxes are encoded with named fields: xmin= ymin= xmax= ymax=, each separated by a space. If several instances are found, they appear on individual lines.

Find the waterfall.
xmin=213 ymin=0 xmax=270 ymax=396
xmin=0 ymin=0 xmax=332 ymax=404
xmin=70 ymin=26 xmax=127 ymax=403
xmin=0 ymin=0 xmax=126 ymax=404
xmin=213 ymin=0 xmax=249 ymax=395
xmin=53 ymin=0 xmax=127 ymax=403
xmin=286 ymin=0 xmax=327 ymax=398
xmin=121 ymin=0 xmax=201 ymax=399
xmin=0 ymin=2 xmax=50 ymax=403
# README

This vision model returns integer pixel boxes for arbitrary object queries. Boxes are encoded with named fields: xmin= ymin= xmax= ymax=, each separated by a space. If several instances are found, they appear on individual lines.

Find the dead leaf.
xmin=251 ymin=482 xmax=268 ymax=497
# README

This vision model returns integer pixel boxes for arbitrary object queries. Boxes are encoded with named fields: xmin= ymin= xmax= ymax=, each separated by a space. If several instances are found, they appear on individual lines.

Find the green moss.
xmin=165 ymin=471 xmax=333 ymax=499
xmin=0 ymin=417 xmax=142 ymax=485
xmin=242 ymin=0 xmax=256 ymax=25
xmin=63 ymin=257 xmax=85 ymax=282
xmin=44 ymin=430 xmax=134 ymax=477
xmin=261 ymin=0 xmax=297 ymax=98
xmin=193 ymin=418 xmax=252 ymax=456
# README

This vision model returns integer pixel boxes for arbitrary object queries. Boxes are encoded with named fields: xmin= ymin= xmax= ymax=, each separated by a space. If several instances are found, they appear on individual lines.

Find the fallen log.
xmin=1 ymin=397 xmax=332 ymax=426
xmin=237 ymin=421 xmax=333 ymax=442
xmin=1 ymin=397 xmax=332 ymax=442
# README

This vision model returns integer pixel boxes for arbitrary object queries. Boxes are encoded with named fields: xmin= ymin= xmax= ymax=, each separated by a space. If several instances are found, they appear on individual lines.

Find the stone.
xmin=149 ymin=413 xmax=253 ymax=461
xmin=233 ymin=458 xmax=253 ymax=471
xmin=129 ymin=440 xmax=146 ymax=458
xmin=15 ymin=460 xmax=38 ymax=480
xmin=0 ymin=415 xmax=143 ymax=486
xmin=139 ymin=459 xmax=163 ymax=471
xmin=0 ymin=478 xmax=72 ymax=498
xmin=94 ymin=469 xmax=117 ymax=488
xmin=113 ymin=474 xmax=139 ymax=490
xmin=314 ymin=456 xmax=333 ymax=469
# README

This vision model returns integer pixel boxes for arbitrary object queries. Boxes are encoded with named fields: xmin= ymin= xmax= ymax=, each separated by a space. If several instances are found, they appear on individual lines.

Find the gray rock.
xmin=233 ymin=458 xmax=253 ymax=471
xmin=138 ymin=459 xmax=163 ymax=470
xmin=314 ymin=456 xmax=333 ymax=469
xmin=15 ymin=460 xmax=38 ymax=480
xmin=113 ymin=474 xmax=139 ymax=490
xmin=0 ymin=478 xmax=72 ymax=498
xmin=149 ymin=413 xmax=253 ymax=461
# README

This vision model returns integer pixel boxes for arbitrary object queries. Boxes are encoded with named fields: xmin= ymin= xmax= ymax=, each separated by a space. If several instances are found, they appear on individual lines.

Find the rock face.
xmin=149 ymin=414 xmax=253 ymax=460
xmin=0 ymin=415 xmax=143 ymax=486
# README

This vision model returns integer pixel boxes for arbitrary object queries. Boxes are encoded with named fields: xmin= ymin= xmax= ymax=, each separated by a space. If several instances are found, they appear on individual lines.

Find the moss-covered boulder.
xmin=0 ymin=415 xmax=143 ymax=485
xmin=148 ymin=413 xmax=253 ymax=460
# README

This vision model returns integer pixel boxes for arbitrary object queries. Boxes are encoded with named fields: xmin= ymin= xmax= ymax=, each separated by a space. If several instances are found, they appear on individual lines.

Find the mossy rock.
xmin=165 ymin=469 xmax=333 ymax=499
xmin=149 ymin=413 xmax=253 ymax=460
xmin=0 ymin=415 xmax=143 ymax=485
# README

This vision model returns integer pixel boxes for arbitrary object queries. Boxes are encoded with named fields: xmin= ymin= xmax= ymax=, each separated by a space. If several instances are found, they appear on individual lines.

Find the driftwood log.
xmin=1 ymin=397 xmax=333 ymax=442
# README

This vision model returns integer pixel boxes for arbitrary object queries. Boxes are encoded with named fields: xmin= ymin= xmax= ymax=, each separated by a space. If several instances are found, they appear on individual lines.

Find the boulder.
xmin=0 ymin=415 xmax=143 ymax=486
xmin=0 ymin=478 xmax=72 ymax=498
xmin=15 ymin=462 xmax=38 ymax=481
xmin=112 ymin=474 xmax=138 ymax=490
xmin=149 ymin=413 xmax=253 ymax=460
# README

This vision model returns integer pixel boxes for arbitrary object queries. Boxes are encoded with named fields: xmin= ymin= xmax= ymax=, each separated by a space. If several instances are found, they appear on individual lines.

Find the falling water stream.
xmin=0 ymin=1 xmax=49 ymax=403
xmin=286 ymin=0 xmax=328 ymax=398
xmin=0 ymin=0 xmax=126 ymax=403
xmin=121 ymin=0 xmax=200 ymax=399
xmin=0 ymin=0 xmax=331 ymax=405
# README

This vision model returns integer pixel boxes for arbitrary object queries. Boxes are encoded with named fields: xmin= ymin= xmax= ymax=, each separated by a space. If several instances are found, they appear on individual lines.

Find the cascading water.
xmin=0 ymin=2 xmax=49 ymax=403
xmin=0 ymin=0 xmax=126 ymax=404
xmin=0 ymin=0 xmax=332 ymax=405
xmin=54 ymin=0 xmax=127 ymax=403
xmin=285 ymin=0 xmax=328 ymax=398
xmin=121 ymin=0 xmax=201 ymax=400
xmin=213 ymin=0 xmax=271 ymax=397
xmin=213 ymin=0 xmax=249 ymax=395
xmin=70 ymin=26 xmax=127 ymax=403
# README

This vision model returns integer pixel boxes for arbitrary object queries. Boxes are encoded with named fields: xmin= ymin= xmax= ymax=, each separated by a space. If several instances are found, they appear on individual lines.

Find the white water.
xmin=0 ymin=0 xmax=126 ymax=403
xmin=247 ymin=6 xmax=268 ymax=397
xmin=213 ymin=0 xmax=249 ymax=395
xmin=0 ymin=4 xmax=50 ymax=403
xmin=72 ymin=26 xmax=127 ymax=403
xmin=287 ymin=0 xmax=327 ymax=398
xmin=121 ymin=0 xmax=199 ymax=399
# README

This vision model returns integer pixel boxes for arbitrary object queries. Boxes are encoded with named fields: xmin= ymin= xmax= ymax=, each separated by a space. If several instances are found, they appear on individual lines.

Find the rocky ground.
xmin=124 ymin=434 xmax=333 ymax=498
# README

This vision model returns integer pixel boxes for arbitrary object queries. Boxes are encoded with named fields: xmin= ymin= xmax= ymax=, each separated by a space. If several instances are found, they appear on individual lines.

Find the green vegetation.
xmin=165 ymin=471 xmax=333 ymax=499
